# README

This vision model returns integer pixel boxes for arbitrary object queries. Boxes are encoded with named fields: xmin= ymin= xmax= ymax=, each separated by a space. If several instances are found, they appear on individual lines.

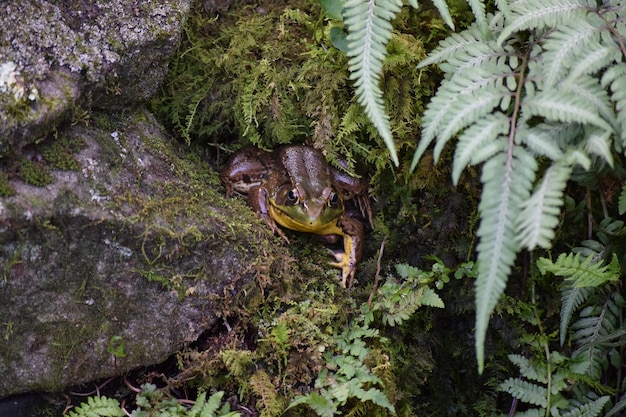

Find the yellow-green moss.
xmin=40 ymin=134 xmax=85 ymax=171
xmin=19 ymin=158 xmax=53 ymax=186
xmin=150 ymin=1 xmax=437 ymax=176
xmin=0 ymin=172 xmax=15 ymax=196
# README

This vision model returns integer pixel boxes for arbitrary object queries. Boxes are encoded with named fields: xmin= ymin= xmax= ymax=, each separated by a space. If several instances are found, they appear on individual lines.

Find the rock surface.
xmin=0 ymin=109 xmax=278 ymax=397
xmin=0 ymin=0 xmax=190 ymax=154
xmin=0 ymin=0 xmax=286 ymax=398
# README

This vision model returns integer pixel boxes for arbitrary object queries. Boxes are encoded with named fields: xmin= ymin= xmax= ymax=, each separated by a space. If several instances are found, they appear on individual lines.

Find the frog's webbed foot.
xmin=329 ymin=248 xmax=356 ymax=288
xmin=329 ymin=218 xmax=363 ymax=288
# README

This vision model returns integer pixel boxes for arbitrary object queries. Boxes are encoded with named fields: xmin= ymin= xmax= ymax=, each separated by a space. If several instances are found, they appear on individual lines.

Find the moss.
xmin=40 ymin=134 xmax=85 ymax=171
xmin=19 ymin=158 xmax=53 ymax=186
xmin=89 ymin=110 xmax=283 ymax=302
xmin=0 ymin=172 xmax=15 ymax=196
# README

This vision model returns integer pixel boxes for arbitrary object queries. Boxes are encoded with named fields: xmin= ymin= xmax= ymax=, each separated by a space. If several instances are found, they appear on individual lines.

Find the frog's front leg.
xmin=248 ymin=186 xmax=290 ymax=243
xmin=330 ymin=216 xmax=364 ymax=288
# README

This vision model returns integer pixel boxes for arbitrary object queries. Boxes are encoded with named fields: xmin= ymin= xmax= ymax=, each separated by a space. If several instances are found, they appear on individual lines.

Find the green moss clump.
xmin=150 ymin=2 xmax=438 ymax=175
xmin=0 ymin=172 xmax=15 ymax=197
xmin=40 ymin=134 xmax=86 ymax=171
xmin=19 ymin=158 xmax=53 ymax=186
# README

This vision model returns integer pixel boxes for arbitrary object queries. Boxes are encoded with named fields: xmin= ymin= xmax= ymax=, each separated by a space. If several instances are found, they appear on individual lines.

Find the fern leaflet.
xmin=561 ymin=396 xmax=610 ymax=417
xmin=606 ymin=393 xmax=626 ymax=417
xmin=541 ymin=18 xmax=602 ymax=89
xmin=571 ymin=292 xmax=625 ymax=379
xmin=619 ymin=184 xmax=626 ymax=215
xmin=584 ymin=126 xmax=614 ymax=166
xmin=515 ymin=123 xmax=564 ymax=160
xmin=452 ymin=114 xmax=509 ymax=184
xmin=475 ymin=148 xmax=536 ymax=372
xmin=523 ymin=90 xmax=613 ymax=132
xmin=564 ymin=45 xmax=621 ymax=88
xmin=507 ymin=354 xmax=548 ymax=383
xmin=499 ymin=378 xmax=549 ymax=407
xmin=417 ymin=24 xmax=485 ymax=69
xmin=568 ymin=75 xmax=619 ymax=133
xmin=67 ymin=396 xmax=125 ymax=417
xmin=516 ymin=159 xmax=572 ymax=250
xmin=430 ymin=0 xmax=455 ymax=29
xmin=558 ymin=280 xmax=593 ymax=346
xmin=537 ymin=252 xmax=620 ymax=288
xmin=435 ymin=86 xmax=505 ymax=161
xmin=343 ymin=0 xmax=402 ymax=165
xmin=602 ymin=64 xmax=626 ymax=147
xmin=496 ymin=0 xmax=589 ymax=45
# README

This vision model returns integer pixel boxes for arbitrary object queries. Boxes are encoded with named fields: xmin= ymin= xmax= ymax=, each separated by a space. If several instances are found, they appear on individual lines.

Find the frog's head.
xmin=269 ymin=183 xmax=344 ymax=233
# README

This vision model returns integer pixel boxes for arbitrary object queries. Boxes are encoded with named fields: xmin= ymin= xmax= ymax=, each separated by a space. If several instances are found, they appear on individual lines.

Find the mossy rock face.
xmin=0 ymin=0 xmax=191 ymax=155
xmin=0 ymin=109 xmax=285 ymax=398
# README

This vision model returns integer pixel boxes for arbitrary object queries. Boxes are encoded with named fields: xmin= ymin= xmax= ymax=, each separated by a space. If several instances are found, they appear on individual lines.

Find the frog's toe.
xmin=329 ymin=252 xmax=355 ymax=288
xmin=328 ymin=248 xmax=344 ymax=263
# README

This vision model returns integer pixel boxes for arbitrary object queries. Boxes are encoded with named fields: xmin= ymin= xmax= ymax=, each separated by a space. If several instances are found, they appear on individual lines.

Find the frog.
xmin=220 ymin=145 xmax=372 ymax=288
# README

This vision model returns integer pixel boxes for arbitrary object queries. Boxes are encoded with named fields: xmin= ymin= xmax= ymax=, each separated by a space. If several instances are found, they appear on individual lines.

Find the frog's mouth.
xmin=268 ymin=203 xmax=343 ymax=235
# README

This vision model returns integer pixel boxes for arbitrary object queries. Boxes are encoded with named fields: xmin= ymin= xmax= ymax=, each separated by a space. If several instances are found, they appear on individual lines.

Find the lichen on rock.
xmin=0 ymin=0 xmax=191 ymax=154
xmin=0 ymin=108 xmax=284 ymax=397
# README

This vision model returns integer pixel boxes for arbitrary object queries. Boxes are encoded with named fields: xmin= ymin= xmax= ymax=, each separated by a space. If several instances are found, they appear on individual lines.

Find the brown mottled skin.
xmin=221 ymin=145 xmax=372 ymax=287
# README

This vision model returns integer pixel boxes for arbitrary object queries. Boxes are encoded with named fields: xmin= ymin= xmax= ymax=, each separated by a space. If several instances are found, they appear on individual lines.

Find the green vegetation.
xmin=0 ymin=129 xmax=86 ymax=189
xmin=67 ymin=0 xmax=626 ymax=415
xmin=67 ymin=385 xmax=238 ymax=417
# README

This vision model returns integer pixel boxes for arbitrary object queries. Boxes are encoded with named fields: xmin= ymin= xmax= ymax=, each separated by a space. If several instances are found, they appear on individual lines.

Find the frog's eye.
xmin=287 ymin=189 xmax=299 ymax=204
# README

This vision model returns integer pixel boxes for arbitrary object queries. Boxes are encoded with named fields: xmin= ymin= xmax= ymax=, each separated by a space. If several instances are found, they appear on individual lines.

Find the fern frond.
xmin=602 ymin=64 xmax=626 ymax=148
xmin=566 ymin=76 xmax=619 ymax=134
xmin=558 ymin=280 xmax=593 ymax=346
xmin=516 ymin=160 xmax=572 ymax=250
xmin=563 ymin=45 xmax=621 ymax=87
xmin=561 ymin=395 xmax=610 ymax=417
xmin=619 ymin=184 xmax=626 ymax=215
xmin=497 ymin=0 xmax=589 ymax=45
xmin=467 ymin=0 xmax=488 ymax=34
xmin=67 ymin=396 xmax=125 ymax=417
xmin=583 ymin=126 xmax=614 ymax=166
xmin=600 ymin=62 xmax=626 ymax=88
xmin=499 ymin=378 xmax=549 ymax=407
xmin=475 ymin=148 xmax=536 ymax=372
xmin=537 ymin=252 xmax=619 ymax=288
xmin=515 ymin=123 xmax=564 ymax=159
xmin=605 ymin=392 xmax=626 ymax=417
xmin=343 ymin=0 xmax=402 ymax=165
xmin=507 ymin=354 xmax=549 ymax=383
xmin=435 ymin=86 xmax=506 ymax=161
xmin=452 ymin=114 xmax=509 ymax=184
xmin=431 ymin=0 xmax=455 ymax=29
xmin=541 ymin=18 xmax=602 ymax=89
xmin=523 ymin=90 xmax=613 ymax=132
xmin=417 ymin=25 xmax=484 ymax=68
xmin=572 ymin=292 xmax=625 ymax=379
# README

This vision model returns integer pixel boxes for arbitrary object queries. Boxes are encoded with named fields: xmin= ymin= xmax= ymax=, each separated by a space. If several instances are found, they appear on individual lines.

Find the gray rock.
xmin=0 ymin=109 xmax=278 ymax=397
xmin=0 ymin=0 xmax=191 ymax=154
